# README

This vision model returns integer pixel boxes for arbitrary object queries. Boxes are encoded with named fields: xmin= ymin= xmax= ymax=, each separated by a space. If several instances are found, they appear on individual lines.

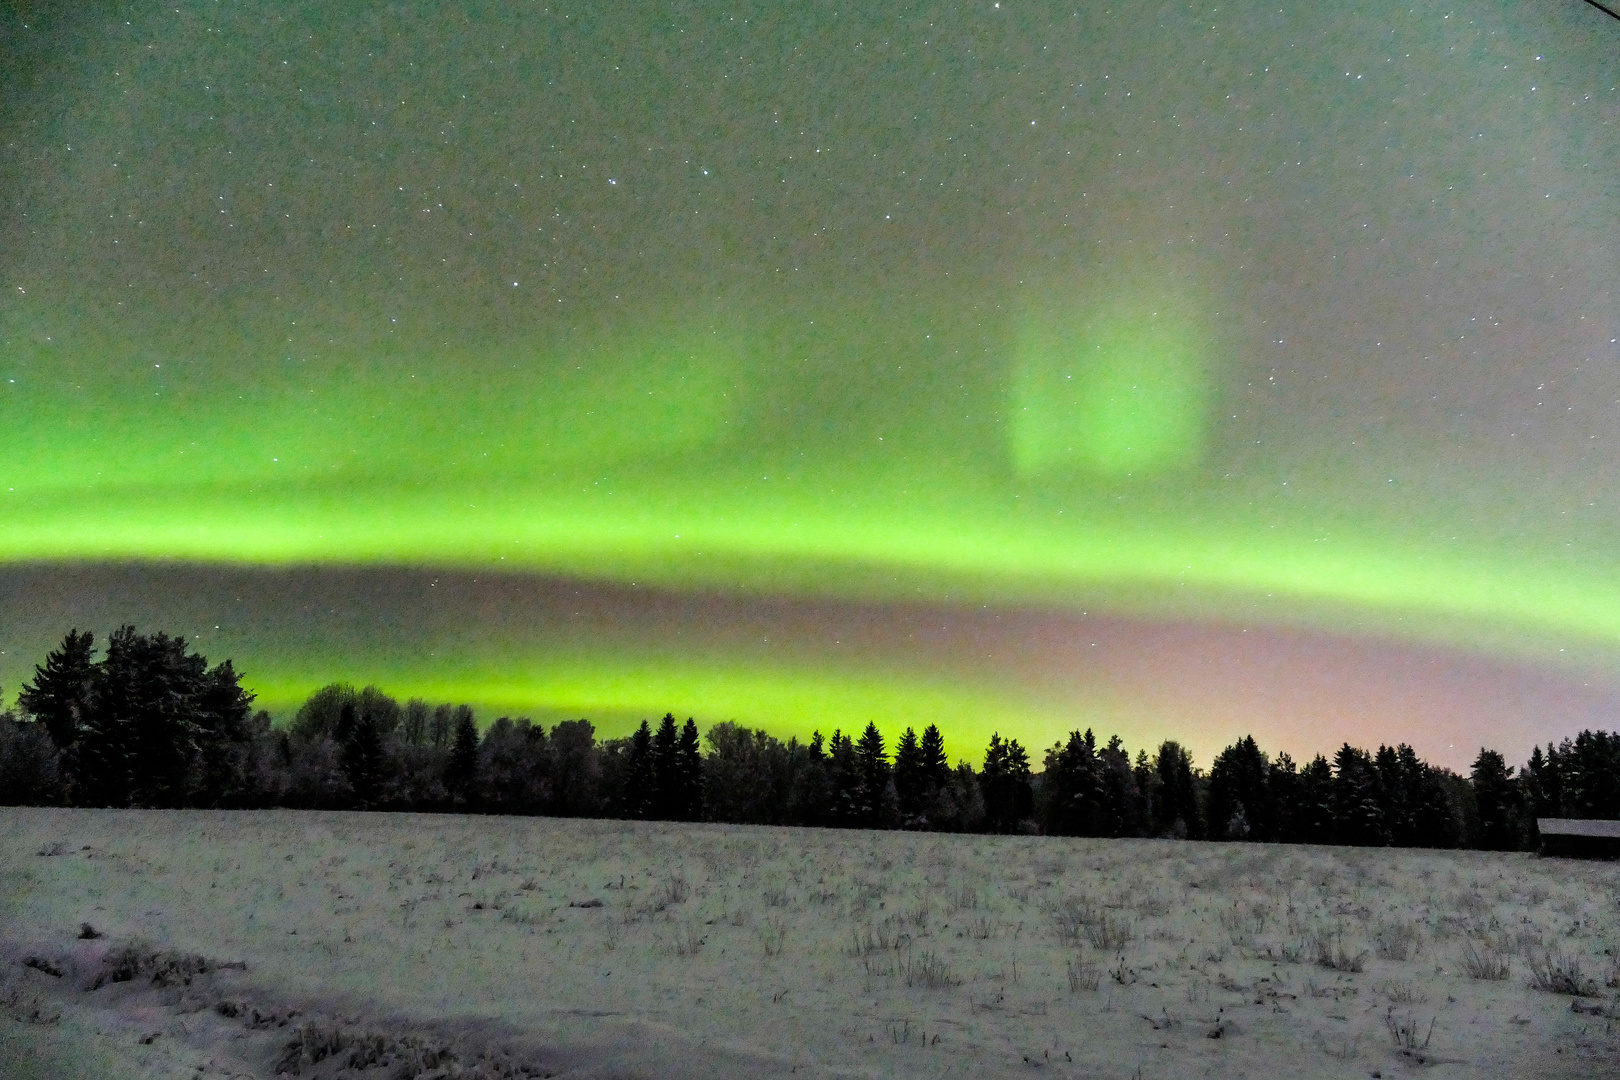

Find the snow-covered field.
xmin=2 ymin=808 xmax=1617 ymax=1079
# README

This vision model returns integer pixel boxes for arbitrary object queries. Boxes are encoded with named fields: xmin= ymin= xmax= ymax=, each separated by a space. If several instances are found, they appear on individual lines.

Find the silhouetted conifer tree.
xmin=621 ymin=720 xmax=656 ymax=819
xmin=1153 ymin=740 xmax=1201 ymax=839
xmin=76 ymin=627 xmax=211 ymax=808
xmin=919 ymin=724 xmax=949 ymax=785
xmin=1098 ymin=735 xmax=1142 ymax=837
xmin=1041 ymin=730 xmax=1098 ymax=836
xmin=1293 ymin=753 xmax=1335 ymax=844
xmin=1470 ymin=748 xmax=1522 ymax=850
xmin=676 ymin=716 xmax=704 ymax=820
xmin=651 ymin=713 xmax=680 ymax=819
xmin=854 ymin=722 xmax=891 ymax=827
xmin=189 ymin=659 xmax=259 ymax=807
xmin=1331 ymin=744 xmax=1387 ymax=846
xmin=1269 ymin=752 xmax=1301 ymax=842
xmin=892 ymin=727 xmax=925 ymax=823
xmin=1522 ymin=744 xmax=1561 ymax=820
xmin=1562 ymin=731 xmax=1620 ymax=819
xmin=1208 ymin=735 xmax=1273 ymax=841
xmin=19 ymin=629 xmax=97 ymax=753
xmin=1133 ymin=749 xmax=1158 ymax=833
xmin=828 ymin=729 xmax=860 ymax=826
xmin=981 ymin=734 xmax=1032 ymax=833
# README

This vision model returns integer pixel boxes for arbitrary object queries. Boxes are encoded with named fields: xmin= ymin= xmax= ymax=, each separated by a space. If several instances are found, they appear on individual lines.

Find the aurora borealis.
xmin=2 ymin=2 xmax=1618 ymax=769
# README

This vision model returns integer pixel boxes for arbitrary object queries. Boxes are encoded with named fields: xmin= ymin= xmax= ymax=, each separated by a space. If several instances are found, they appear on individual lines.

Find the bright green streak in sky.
xmin=3 ymin=431 xmax=1618 ymax=662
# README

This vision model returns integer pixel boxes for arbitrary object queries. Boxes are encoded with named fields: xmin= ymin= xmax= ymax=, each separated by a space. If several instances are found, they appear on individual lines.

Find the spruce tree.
xmin=190 ymin=658 xmax=257 ymax=807
xmin=1208 ymin=736 xmax=1272 ymax=841
xmin=676 ymin=716 xmax=704 ymax=820
xmin=1331 ymin=744 xmax=1387 ymax=846
xmin=79 ymin=627 xmax=210 ymax=808
xmin=651 ymin=713 xmax=680 ymax=819
xmin=854 ymin=722 xmax=891 ymax=826
xmin=1153 ymin=741 xmax=1200 ymax=839
xmin=919 ymin=724 xmax=949 ymax=786
xmin=621 ymin=720 xmax=655 ymax=819
xmin=18 ymin=629 xmax=97 ymax=751
xmin=1296 ymin=754 xmax=1335 ymax=844
xmin=828 ymin=729 xmax=860 ymax=826
xmin=445 ymin=708 xmax=481 ymax=810
xmin=1383 ymin=744 xmax=1429 ymax=847
xmin=1413 ymin=763 xmax=1462 ymax=848
xmin=1048 ymin=730 xmax=1106 ymax=836
xmin=1269 ymin=752 xmax=1301 ymax=842
xmin=1098 ymin=735 xmax=1142 ymax=837
xmin=892 ymin=727 xmax=924 ymax=823
xmin=980 ymin=734 xmax=1032 ymax=833
xmin=1133 ymin=749 xmax=1158 ymax=835
xmin=1470 ymin=748 xmax=1521 ymax=850
xmin=1564 ymin=730 xmax=1620 ymax=819
xmin=1522 ymin=745 xmax=1558 ymax=820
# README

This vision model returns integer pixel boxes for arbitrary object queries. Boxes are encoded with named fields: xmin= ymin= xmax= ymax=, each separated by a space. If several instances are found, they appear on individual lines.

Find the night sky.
xmin=2 ymin=2 xmax=1617 ymax=770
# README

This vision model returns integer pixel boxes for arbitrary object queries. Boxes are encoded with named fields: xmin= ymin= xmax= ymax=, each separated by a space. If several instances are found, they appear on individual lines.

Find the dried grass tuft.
xmin=902 ymin=949 xmax=959 ymax=990
xmin=1525 ymin=950 xmax=1597 ymax=997
xmin=1458 ymin=943 xmax=1511 ymax=981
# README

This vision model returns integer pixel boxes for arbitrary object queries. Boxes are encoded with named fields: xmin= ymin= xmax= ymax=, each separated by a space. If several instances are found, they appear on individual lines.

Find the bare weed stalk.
xmin=1458 ymin=943 xmax=1511 ymax=981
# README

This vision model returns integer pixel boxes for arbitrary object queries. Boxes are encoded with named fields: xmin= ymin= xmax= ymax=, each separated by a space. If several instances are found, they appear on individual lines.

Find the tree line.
xmin=2 ymin=628 xmax=1616 ymax=852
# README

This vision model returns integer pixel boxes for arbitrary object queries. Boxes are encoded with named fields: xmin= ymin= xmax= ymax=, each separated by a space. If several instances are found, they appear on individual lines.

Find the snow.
xmin=3 ymin=808 xmax=1618 ymax=1078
